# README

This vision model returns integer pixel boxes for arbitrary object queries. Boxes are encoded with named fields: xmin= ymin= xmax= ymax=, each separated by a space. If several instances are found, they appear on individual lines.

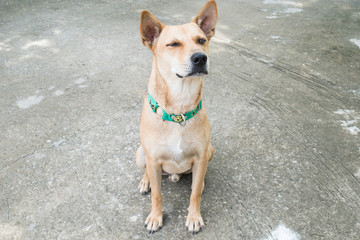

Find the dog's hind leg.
xmin=208 ymin=143 xmax=214 ymax=162
xmin=136 ymin=145 xmax=151 ymax=194
xmin=136 ymin=145 xmax=146 ymax=169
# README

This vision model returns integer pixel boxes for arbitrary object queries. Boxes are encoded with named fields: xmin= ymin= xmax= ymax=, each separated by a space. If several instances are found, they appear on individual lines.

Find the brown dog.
xmin=136 ymin=0 xmax=218 ymax=234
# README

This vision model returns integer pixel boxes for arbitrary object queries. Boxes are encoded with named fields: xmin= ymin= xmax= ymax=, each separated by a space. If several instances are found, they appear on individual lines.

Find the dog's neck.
xmin=148 ymin=57 xmax=203 ymax=114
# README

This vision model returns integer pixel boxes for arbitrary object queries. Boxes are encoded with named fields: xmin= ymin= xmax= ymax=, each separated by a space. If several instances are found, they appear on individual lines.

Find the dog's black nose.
xmin=191 ymin=52 xmax=207 ymax=66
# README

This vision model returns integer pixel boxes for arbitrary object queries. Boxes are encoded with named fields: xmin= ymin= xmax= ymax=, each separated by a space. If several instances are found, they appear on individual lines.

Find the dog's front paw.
xmin=138 ymin=177 xmax=150 ymax=195
xmin=145 ymin=211 xmax=163 ymax=233
xmin=186 ymin=212 xmax=204 ymax=234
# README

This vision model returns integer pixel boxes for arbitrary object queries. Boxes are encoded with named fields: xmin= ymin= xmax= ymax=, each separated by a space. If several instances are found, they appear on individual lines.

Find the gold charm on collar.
xmin=171 ymin=115 xmax=184 ymax=123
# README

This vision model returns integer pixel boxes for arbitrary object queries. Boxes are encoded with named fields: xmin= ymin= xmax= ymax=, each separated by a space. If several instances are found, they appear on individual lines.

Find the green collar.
xmin=148 ymin=93 xmax=202 ymax=125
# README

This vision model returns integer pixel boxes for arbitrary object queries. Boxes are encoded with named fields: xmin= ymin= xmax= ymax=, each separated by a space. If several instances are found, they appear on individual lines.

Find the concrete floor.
xmin=1 ymin=0 xmax=360 ymax=239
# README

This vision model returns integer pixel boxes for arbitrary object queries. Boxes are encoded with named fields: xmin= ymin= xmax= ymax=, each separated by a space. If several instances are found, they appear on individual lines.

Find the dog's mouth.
xmin=176 ymin=70 xmax=208 ymax=79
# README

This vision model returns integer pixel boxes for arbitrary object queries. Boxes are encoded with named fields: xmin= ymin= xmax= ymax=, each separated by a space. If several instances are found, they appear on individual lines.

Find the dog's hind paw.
xmin=138 ymin=177 xmax=151 ymax=195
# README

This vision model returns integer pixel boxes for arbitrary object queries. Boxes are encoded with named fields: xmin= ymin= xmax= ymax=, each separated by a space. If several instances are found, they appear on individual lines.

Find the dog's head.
xmin=140 ymin=0 xmax=218 ymax=80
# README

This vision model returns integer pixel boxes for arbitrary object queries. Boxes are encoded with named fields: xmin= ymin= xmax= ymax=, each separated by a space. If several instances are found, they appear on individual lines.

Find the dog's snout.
xmin=191 ymin=52 xmax=207 ymax=66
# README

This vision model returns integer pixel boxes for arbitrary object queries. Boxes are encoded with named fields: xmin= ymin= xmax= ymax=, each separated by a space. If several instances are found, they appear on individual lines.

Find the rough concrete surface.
xmin=1 ymin=0 xmax=360 ymax=239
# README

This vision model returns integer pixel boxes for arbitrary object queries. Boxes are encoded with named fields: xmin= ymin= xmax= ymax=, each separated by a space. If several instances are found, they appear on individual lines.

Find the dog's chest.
xmin=165 ymin=136 xmax=190 ymax=161
xmin=153 ymin=132 xmax=202 ymax=174
xmin=159 ymin=135 xmax=189 ymax=161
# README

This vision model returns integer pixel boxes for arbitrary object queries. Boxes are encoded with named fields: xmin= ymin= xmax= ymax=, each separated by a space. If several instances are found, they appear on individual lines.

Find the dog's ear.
xmin=193 ymin=0 xmax=218 ymax=41
xmin=140 ymin=11 xmax=164 ymax=49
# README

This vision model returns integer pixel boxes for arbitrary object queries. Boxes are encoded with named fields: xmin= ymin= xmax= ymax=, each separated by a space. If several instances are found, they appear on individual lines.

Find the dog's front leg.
xmin=144 ymin=157 xmax=163 ymax=233
xmin=186 ymin=157 xmax=208 ymax=234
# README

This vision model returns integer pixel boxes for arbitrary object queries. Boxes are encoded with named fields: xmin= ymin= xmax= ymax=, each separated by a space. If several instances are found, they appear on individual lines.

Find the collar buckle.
xmin=148 ymin=93 xmax=201 ymax=127
xmin=171 ymin=114 xmax=186 ymax=127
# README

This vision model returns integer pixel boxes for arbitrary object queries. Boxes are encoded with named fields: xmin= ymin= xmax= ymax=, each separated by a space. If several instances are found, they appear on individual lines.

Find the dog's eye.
xmin=167 ymin=42 xmax=180 ymax=47
xmin=197 ymin=38 xmax=206 ymax=45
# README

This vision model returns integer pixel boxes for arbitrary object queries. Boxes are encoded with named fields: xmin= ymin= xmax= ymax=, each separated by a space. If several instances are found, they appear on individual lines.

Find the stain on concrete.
xmin=350 ymin=39 xmax=360 ymax=49
xmin=16 ymin=95 xmax=44 ymax=109
xmin=263 ymin=224 xmax=300 ymax=240
xmin=335 ymin=109 xmax=360 ymax=135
